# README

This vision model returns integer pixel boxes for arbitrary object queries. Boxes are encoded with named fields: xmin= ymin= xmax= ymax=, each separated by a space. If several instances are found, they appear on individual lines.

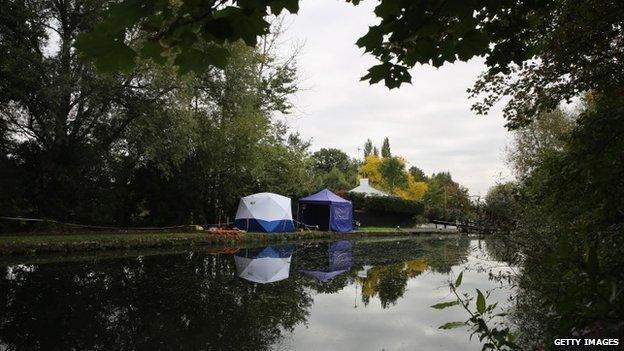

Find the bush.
xmin=343 ymin=192 xmax=424 ymax=215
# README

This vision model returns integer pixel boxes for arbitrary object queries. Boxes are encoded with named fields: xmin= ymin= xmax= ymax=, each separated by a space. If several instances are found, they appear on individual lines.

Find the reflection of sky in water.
xmin=279 ymin=240 xmax=514 ymax=351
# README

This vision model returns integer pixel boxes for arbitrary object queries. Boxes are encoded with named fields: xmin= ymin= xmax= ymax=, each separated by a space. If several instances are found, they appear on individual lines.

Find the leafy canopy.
xmin=75 ymin=0 xmax=624 ymax=130
xmin=75 ymin=0 xmax=300 ymax=74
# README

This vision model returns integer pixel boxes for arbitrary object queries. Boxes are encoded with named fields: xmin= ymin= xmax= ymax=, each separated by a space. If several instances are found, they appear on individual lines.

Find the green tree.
xmin=310 ymin=148 xmax=355 ymax=174
xmin=423 ymin=174 xmax=472 ymax=222
xmin=363 ymin=138 xmax=373 ymax=157
xmin=310 ymin=148 xmax=358 ymax=191
xmin=483 ymin=182 xmax=520 ymax=231
xmin=408 ymin=166 xmax=427 ymax=182
xmin=509 ymin=97 xmax=624 ymax=347
xmin=381 ymin=137 xmax=391 ymax=158
xmin=0 ymin=2 xmax=303 ymax=227
xmin=378 ymin=157 xmax=408 ymax=191
xmin=125 ymin=42 xmax=302 ymax=225
xmin=0 ymin=0 xmax=177 ymax=223
xmin=319 ymin=167 xmax=353 ymax=192
xmin=507 ymin=108 xmax=576 ymax=179
xmin=372 ymin=146 xmax=379 ymax=157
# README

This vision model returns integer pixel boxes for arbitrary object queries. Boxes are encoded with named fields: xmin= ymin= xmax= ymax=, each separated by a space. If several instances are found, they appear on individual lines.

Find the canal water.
xmin=0 ymin=236 xmax=514 ymax=350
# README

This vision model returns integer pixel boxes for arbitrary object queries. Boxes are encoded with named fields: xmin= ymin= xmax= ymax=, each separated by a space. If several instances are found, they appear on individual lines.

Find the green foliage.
xmin=345 ymin=192 xmax=423 ymax=216
xmin=455 ymin=271 xmax=463 ymax=287
xmin=430 ymin=301 xmax=459 ymax=310
xmin=466 ymin=2 xmax=624 ymax=128
xmin=509 ymin=97 xmax=624 ymax=347
xmin=423 ymin=175 xmax=473 ymax=222
xmin=310 ymin=148 xmax=357 ymax=175
xmin=74 ymin=0 xmax=301 ymax=74
xmin=490 ymin=95 xmax=624 ymax=347
xmin=476 ymin=289 xmax=486 ymax=314
xmin=378 ymin=156 xmax=408 ymax=190
xmin=507 ymin=108 xmax=576 ymax=179
xmin=0 ymin=2 xmax=304 ymax=228
xmin=381 ymin=137 xmax=391 ymax=157
xmin=438 ymin=321 xmax=466 ymax=330
xmin=71 ymin=0 xmax=624 ymax=134
xmin=363 ymin=138 xmax=373 ymax=157
xmin=434 ymin=271 xmax=519 ymax=351
xmin=483 ymin=182 xmax=521 ymax=231
xmin=309 ymin=148 xmax=358 ymax=191
xmin=408 ymin=166 xmax=427 ymax=182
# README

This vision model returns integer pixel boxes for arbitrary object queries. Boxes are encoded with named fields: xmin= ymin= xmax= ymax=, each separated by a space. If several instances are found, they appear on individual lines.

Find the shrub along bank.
xmin=344 ymin=192 xmax=424 ymax=215
xmin=341 ymin=192 xmax=424 ymax=227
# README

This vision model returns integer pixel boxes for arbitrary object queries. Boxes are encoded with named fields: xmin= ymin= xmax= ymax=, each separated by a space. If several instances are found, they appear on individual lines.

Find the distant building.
xmin=348 ymin=178 xmax=390 ymax=197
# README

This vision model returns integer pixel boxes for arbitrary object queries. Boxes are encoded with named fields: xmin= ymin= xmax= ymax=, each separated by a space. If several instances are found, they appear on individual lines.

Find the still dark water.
xmin=0 ymin=236 xmax=514 ymax=351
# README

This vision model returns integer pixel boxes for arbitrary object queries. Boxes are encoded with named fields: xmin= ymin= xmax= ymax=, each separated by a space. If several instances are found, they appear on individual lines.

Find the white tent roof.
xmin=348 ymin=179 xmax=390 ymax=197
xmin=235 ymin=256 xmax=291 ymax=284
xmin=235 ymin=192 xmax=293 ymax=221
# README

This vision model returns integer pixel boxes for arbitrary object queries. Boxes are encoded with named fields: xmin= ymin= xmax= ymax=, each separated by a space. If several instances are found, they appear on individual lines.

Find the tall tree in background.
xmin=423 ymin=172 xmax=472 ymax=222
xmin=363 ymin=138 xmax=373 ymax=157
xmin=310 ymin=148 xmax=355 ymax=174
xmin=372 ymin=146 xmax=379 ymax=157
xmin=381 ymin=137 xmax=391 ymax=157
xmin=378 ymin=157 xmax=408 ymax=190
xmin=507 ymin=108 xmax=576 ymax=180
xmin=408 ymin=166 xmax=427 ymax=182
xmin=310 ymin=148 xmax=358 ymax=191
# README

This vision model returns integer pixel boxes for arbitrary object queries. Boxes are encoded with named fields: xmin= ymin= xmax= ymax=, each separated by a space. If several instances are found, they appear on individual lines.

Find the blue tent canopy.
xmin=298 ymin=189 xmax=353 ymax=232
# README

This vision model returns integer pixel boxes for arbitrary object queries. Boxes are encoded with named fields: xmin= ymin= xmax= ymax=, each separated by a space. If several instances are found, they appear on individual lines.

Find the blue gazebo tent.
xmin=298 ymin=189 xmax=353 ymax=232
xmin=301 ymin=240 xmax=353 ymax=282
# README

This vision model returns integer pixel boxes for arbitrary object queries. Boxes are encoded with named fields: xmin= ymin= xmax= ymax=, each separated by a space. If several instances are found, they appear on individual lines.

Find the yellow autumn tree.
xmin=394 ymin=174 xmax=428 ymax=200
xmin=358 ymin=155 xmax=383 ymax=185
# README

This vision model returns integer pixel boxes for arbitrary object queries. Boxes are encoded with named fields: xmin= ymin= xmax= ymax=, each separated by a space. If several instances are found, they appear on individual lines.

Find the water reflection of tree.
xmin=357 ymin=259 xmax=427 ymax=308
xmin=0 ymin=237 xmax=473 ymax=349
xmin=352 ymin=237 xmax=471 ymax=308
xmin=0 ymin=253 xmax=311 ymax=350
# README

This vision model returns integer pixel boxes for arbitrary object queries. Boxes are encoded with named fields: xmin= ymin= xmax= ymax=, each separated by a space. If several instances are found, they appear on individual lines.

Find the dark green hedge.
xmin=341 ymin=192 xmax=424 ymax=215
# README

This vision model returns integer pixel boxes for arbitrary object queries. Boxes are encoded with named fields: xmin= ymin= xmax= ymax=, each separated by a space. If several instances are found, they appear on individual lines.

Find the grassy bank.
xmin=0 ymin=229 xmax=459 ymax=255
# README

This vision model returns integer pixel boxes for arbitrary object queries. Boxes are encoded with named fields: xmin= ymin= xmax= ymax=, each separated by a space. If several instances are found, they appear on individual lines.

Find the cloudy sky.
xmin=278 ymin=0 xmax=513 ymax=196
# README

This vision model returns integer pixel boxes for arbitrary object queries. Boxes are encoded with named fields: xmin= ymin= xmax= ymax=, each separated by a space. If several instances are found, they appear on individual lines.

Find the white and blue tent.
xmin=234 ymin=245 xmax=294 ymax=284
xmin=234 ymin=192 xmax=295 ymax=233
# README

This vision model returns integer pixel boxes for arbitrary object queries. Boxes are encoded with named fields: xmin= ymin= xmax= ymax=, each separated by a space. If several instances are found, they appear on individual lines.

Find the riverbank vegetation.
xmin=483 ymin=96 xmax=624 ymax=347
xmin=474 ymin=2 xmax=624 ymax=347
xmin=0 ymin=2 xmax=473 ymax=233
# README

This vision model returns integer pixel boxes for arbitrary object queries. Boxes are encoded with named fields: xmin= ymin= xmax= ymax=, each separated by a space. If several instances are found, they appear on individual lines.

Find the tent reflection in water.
xmin=298 ymin=189 xmax=353 ymax=232
xmin=234 ymin=192 xmax=294 ymax=233
xmin=301 ymin=241 xmax=353 ymax=282
xmin=234 ymin=245 xmax=294 ymax=284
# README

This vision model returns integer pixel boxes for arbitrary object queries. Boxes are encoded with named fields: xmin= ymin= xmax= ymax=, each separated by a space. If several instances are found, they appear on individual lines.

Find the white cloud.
xmin=278 ymin=0 xmax=512 ymax=195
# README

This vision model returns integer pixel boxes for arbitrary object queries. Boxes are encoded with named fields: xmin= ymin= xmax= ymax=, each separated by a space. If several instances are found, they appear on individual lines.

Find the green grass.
xmin=357 ymin=226 xmax=404 ymax=233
